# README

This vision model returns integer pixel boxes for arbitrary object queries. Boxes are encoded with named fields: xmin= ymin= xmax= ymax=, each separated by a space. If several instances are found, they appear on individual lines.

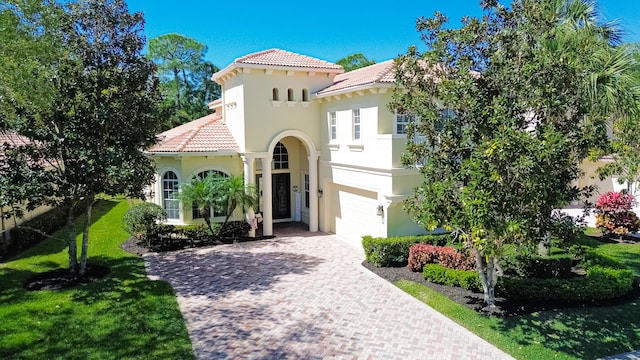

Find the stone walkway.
xmin=143 ymin=230 xmax=513 ymax=359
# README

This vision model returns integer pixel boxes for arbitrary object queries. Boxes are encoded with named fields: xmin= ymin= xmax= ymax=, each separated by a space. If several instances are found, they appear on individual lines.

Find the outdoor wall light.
xmin=318 ymin=189 xmax=323 ymax=197
xmin=292 ymin=185 xmax=299 ymax=193
xmin=376 ymin=204 xmax=384 ymax=216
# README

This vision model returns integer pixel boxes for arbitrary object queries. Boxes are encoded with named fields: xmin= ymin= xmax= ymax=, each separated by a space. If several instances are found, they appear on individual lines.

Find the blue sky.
xmin=126 ymin=0 xmax=640 ymax=68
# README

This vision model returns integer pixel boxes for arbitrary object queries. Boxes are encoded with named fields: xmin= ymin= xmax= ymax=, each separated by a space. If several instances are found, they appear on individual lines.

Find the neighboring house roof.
xmin=147 ymin=113 xmax=239 ymax=154
xmin=212 ymin=48 xmax=343 ymax=83
xmin=315 ymin=60 xmax=395 ymax=96
xmin=0 ymin=131 xmax=30 ymax=147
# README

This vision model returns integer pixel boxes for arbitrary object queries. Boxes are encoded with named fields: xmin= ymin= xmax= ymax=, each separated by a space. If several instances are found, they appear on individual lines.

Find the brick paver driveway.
xmin=143 ymin=230 xmax=513 ymax=359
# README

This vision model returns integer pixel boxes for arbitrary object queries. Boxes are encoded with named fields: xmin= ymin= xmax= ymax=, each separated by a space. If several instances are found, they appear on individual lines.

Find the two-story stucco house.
xmin=145 ymin=48 xmax=632 ymax=240
xmin=146 ymin=49 xmax=427 ymax=244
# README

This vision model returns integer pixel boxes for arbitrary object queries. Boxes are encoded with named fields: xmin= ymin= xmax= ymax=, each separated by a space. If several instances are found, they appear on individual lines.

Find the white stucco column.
xmin=261 ymin=156 xmax=273 ymax=236
xmin=308 ymin=154 xmax=319 ymax=232
xmin=241 ymin=155 xmax=255 ymax=187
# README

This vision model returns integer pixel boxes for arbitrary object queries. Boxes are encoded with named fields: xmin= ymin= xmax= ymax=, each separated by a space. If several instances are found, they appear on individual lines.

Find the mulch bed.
xmin=24 ymin=264 xmax=110 ymax=291
xmin=119 ymin=234 xmax=276 ymax=256
xmin=362 ymin=261 xmax=640 ymax=317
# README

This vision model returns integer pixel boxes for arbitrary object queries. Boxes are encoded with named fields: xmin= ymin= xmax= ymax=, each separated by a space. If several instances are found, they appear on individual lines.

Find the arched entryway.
xmin=241 ymin=130 xmax=319 ymax=236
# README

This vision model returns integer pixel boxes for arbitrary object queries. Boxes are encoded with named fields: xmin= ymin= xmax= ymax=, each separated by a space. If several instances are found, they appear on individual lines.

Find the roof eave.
xmin=212 ymin=63 xmax=344 ymax=84
xmin=145 ymin=149 xmax=239 ymax=157
xmin=313 ymin=82 xmax=395 ymax=99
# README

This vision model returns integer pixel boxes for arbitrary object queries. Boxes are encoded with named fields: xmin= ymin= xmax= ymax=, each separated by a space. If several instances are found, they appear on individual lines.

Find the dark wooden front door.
xmin=272 ymin=173 xmax=291 ymax=219
xmin=257 ymin=173 xmax=291 ymax=220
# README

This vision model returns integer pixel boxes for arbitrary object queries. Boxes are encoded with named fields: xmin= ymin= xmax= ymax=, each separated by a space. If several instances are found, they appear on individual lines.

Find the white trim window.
xmin=329 ymin=111 xmax=337 ymax=141
xmin=396 ymin=113 xmax=416 ymax=135
xmin=352 ymin=109 xmax=361 ymax=141
xmin=162 ymin=171 xmax=180 ymax=220
xmin=273 ymin=142 xmax=289 ymax=169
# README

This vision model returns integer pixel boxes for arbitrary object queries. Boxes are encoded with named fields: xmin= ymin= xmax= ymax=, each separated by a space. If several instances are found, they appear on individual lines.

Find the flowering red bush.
xmin=595 ymin=191 xmax=640 ymax=237
xmin=408 ymin=244 xmax=475 ymax=272
xmin=408 ymin=244 xmax=440 ymax=271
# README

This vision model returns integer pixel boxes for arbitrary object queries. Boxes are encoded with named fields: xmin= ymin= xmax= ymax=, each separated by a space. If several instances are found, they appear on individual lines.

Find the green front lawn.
xmin=0 ymin=199 xmax=194 ymax=360
xmin=396 ymin=234 xmax=640 ymax=360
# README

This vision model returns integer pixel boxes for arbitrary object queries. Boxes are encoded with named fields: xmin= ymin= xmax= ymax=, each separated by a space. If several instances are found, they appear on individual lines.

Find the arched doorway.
xmin=242 ymin=130 xmax=319 ymax=236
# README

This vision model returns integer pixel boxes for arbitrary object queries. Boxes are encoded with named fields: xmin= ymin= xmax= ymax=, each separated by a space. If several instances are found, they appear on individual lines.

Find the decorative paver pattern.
xmin=144 ymin=230 xmax=513 ymax=359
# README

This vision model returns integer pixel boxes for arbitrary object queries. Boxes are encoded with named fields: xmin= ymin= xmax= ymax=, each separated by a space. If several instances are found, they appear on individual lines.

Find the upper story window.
xmin=352 ymin=109 xmax=361 ymax=140
xmin=396 ymin=113 xmax=416 ymax=135
xmin=273 ymin=142 xmax=289 ymax=169
xmin=287 ymin=88 xmax=294 ymax=101
xmin=302 ymin=88 xmax=309 ymax=102
xmin=329 ymin=112 xmax=337 ymax=141
xmin=272 ymin=88 xmax=280 ymax=101
xmin=162 ymin=171 xmax=180 ymax=220
xmin=436 ymin=108 xmax=457 ymax=132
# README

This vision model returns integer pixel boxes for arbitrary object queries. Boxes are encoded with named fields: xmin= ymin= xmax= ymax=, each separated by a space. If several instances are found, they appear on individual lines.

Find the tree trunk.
xmin=79 ymin=196 xmax=95 ymax=276
xmin=66 ymin=201 xmax=78 ymax=275
xmin=475 ymin=251 xmax=498 ymax=307
xmin=173 ymin=67 xmax=181 ymax=109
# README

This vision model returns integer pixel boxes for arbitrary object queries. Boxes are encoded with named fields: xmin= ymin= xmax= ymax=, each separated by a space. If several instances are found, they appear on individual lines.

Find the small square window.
xmin=396 ymin=113 xmax=415 ymax=135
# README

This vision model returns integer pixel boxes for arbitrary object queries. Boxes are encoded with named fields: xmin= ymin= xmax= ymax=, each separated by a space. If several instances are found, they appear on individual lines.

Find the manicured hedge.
xmin=498 ymin=251 xmax=634 ymax=301
xmin=362 ymin=233 xmax=452 ymax=267
xmin=501 ymin=254 xmax=573 ymax=279
xmin=408 ymin=243 xmax=475 ymax=272
xmin=423 ymin=263 xmax=483 ymax=292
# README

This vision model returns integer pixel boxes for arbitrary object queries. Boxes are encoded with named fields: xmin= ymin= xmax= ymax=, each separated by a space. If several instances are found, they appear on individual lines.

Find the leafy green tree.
xmin=392 ymin=0 xmax=623 ymax=306
xmin=336 ymin=53 xmax=376 ymax=72
xmin=0 ymin=0 xmax=65 ymax=129
xmin=1 ymin=0 xmax=163 ymax=275
xmin=596 ymin=46 xmax=640 ymax=192
xmin=148 ymin=33 xmax=220 ymax=130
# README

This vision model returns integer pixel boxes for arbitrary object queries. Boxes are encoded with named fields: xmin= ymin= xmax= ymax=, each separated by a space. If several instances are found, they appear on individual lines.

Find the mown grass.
xmin=0 ymin=198 xmax=194 ymax=360
xmin=395 ymin=232 xmax=640 ymax=360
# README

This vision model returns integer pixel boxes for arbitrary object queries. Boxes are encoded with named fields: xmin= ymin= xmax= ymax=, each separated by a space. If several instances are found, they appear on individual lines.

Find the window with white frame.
xmin=273 ymin=142 xmax=289 ymax=169
xmin=352 ymin=109 xmax=361 ymax=140
xmin=191 ymin=170 xmax=228 ymax=219
xmin=304 ymin=173 xmax=310 ymax=209
xmin=396 ymin=113 xmax=416 ymax=135
xmin=329 ymin=111 xmax=337 ymax=141
xmin=162 ymin=171 xmax=180 ymax=220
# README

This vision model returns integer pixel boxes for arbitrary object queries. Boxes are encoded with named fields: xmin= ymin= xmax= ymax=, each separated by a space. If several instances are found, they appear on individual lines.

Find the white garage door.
xmin=330 ymin=184 xmax=381 ymax=242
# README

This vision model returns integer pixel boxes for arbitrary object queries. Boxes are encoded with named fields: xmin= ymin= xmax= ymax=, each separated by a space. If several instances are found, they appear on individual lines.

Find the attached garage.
xmin=329 ymin=183 xmax=382 ymax=242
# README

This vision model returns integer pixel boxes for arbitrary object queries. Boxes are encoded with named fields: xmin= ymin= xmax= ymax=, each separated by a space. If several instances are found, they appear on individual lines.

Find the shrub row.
xmin=498 ymin=251 xmax=634 ymax=301
xmin=362 ymin=233 xmax=452 ymax=267
xmin=422 ymin=263 xmax=483 ymax=292
xmin=500 ymin=254 xmax=573 ymax=279
xmin=408 ymin=244 xmax=475 ymax=272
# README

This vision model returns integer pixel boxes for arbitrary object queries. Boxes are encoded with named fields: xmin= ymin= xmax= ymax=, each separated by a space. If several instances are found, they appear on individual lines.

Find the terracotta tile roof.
xmin=148 ymin=114 xmax=239 ymax=153
xmin=212 ymin=49 xmax=343 ymax=82
xmin=0 ymin=131 xmax=30 ymax=146
xmin=234 ymin=48 xmax=343 ymax=70
xmin=316 ymin=60 xmax=395 ymax=95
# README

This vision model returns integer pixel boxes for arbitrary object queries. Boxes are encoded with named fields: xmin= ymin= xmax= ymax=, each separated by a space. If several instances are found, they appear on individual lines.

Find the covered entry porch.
xmin=241 ymin=130 xmax=320 ymax=236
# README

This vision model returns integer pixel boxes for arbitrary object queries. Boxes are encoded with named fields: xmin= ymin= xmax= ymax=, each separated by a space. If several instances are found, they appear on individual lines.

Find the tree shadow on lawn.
xmin=143 ymin=247 xmax=323 ymax=300
xmin=4 ymin=199 xmax=119 ymax=262
xmin=495 ymin=303 xmax=640 ymax=359
xmin=0 ymin=255 xmax=192 ymax=359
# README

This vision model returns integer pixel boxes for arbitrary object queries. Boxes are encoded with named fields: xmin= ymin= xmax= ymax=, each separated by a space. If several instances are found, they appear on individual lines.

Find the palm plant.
xmin=177 ymin=173 xmax=217 ymax=235
xmin=214 ymin=175 xmax=258 ymax=237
